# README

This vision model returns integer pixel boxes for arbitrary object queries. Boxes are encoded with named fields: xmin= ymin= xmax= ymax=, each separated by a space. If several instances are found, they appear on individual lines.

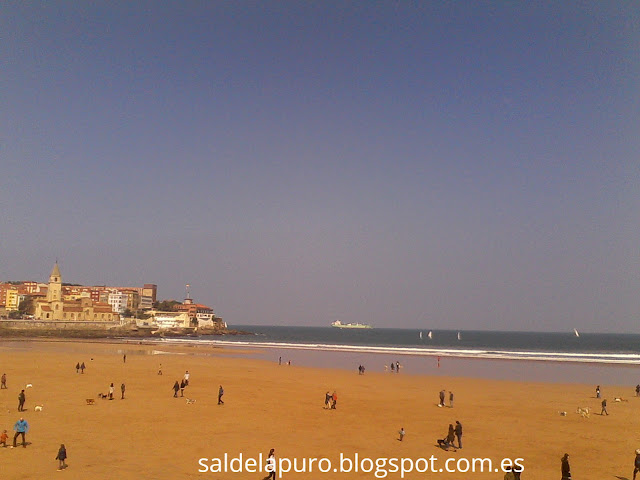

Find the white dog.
xmin=576 ymin=407 xmax=590 ymax=418
xmin=34 ymin=405 xmax=43 ymax=412
xmin=185 ymin=398 xmax=196 ymax=404
xmin=25 ymin=384 xmax=33 ymax=389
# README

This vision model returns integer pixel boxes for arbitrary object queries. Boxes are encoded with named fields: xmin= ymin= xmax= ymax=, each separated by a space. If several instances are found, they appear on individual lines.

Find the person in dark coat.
xmin=173 ymin=381 xmax=180 ymax=398
xmin=454 ymin=420 xmax=463 ymax=448
xmin=80 ymin=362 xmax=85 ymax=374
xmin=18 ymin=390 xmax=26 ymax=412
xmin=601 ymin=398 xmax=609 ymax=415
xmin=561 ymin=453 xmax=571 ymax=479
xmin=120 ymin=383 xmax=126 ymax=399
xmin=56 ymin=444 xmax=67 ymax=470
xmin=180 ymin=379 xmax=186 ymax=397
xmin=75 ymin=363 xmax=80 ymax=373
xmin=633 ymin=448 xmax=640 ymax=480
xmin=218 ymin=385 xmax=224 ymax=405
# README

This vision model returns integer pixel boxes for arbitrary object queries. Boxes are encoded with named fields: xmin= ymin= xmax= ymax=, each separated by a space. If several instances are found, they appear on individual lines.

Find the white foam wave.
xmin=158 ymin=338 xmax=640 ymax=365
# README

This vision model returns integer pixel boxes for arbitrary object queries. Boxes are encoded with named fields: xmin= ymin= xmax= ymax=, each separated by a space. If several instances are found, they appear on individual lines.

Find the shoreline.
xmin=3 ymin=336 xmax=639 ymax=386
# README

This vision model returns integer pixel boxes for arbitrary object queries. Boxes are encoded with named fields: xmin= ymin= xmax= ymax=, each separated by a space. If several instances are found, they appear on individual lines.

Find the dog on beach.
xmin=86 ymin=399 xmax=95 ymax=405
xmin=25 ymin=384 xmax=33 ymax=389
xmin=185 ymin=398 xmax=196 ymax=404
xmin=98 ymin=393 xmax=108 ymax=399
xmin=34 ymin=405 xmax=43 ymax=411
xmin=614 ymin=397 xmax=628 ymax=402
xmin=576 ymin=407 xmax=590 ymax=418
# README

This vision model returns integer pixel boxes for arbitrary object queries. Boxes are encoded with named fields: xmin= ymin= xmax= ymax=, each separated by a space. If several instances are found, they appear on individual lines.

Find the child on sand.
xmin=56 ymin=444 xmax=67 ymax=470
xmin=398 ymin=427 xmax=405 ymax=442
xmin=0 ymin=429 xmax=8 ymax=447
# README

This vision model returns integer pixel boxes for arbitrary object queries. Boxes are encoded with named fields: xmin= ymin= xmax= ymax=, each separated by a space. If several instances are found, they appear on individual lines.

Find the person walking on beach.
xmin=279 ymin=356 xmax=282 ymax=365
xmin=454 ymin=420 xmax=463 ymax=448
xmin=633 ymin=448 xmax=640 ymax=480
xmin=449 ymin=391 xmax=454 ymax=408
xmin=123 ymin=354 xmax=126 ymax=363
xmin=218 ymin=385 xmax=224 ymax=405
xmin=601 ymin=398 xmax=609 ymax=415
xmin=55 ymin=444 xmax=67 ymax=470
xmin=398 ymin=427 xmax=405 ymax=442
xmin=18 ymin=389 xmax=26 ymax=412
xmin=266 ymin=448 xmax=276 ymax=480
xmin=324 ymin=391 xmax=331 ymax=409
xmin=396 ymin=361 xmax=400 ymax=373
xmin=390 ymin=362 xmax=395 ymax=373
xmin=596 ymin=385 xmax=601 ymax=398
xmin=183 ymin=371 xmax=190 ymax=386
xmin=561 ymin=453 xmax=571 ymax=479
xmin=12 ymin=417 xmax=28 ymax=448
xmin=80 ymin=362 xmax=85 ymax=374
xmin=180 ymin=379 xmax=186 ymax=397
xmin=158 ymin=364 xmax=163 ymax=375
xmin=75 ymin=362 xmax=80 ymax=373
xmin=0 ymin=429 xmax=8 ymax=447
xmin=109 ymin=383 xmax=114 ymax=400
xmin=636 ymin=385 xmax=640 ymax=397
xmin=439 ymin=390 xmax=445 ymax=407
xmin=437 ymin=424 xmax=456 ymax=450
xmin=1 ymin=373 xmax=6 ymax=389
xmin=331 ymin=391 xmax=338 ymax=409
xmin=172 ymin=381 xmax=180 ymax=398
xmin=120 ymin=383 xmax=126 ymax=399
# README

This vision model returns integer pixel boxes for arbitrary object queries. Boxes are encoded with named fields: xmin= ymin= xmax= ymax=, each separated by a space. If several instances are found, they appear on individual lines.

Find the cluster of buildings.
xmin=0 ymin=263 xmax=219 ymax=329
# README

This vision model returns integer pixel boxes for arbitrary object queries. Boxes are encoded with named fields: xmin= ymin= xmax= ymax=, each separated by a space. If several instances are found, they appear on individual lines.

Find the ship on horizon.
xmin=331 ymin=320 xmax=373 ymax=329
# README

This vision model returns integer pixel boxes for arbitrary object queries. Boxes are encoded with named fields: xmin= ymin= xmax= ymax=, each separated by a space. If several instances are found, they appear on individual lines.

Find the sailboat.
xmin=428 ymin=330 xmax=433 ymax=339
xmin=419 ymin=331 xmax=423 ymax=340
xmin=574 ymin=328 xmax=580 ymax=337
xmin=457 ymin=331 xmax=461 ymax=341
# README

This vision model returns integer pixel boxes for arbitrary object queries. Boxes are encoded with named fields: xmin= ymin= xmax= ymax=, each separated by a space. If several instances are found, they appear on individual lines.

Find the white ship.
xmin=331 ymin=320 xmax=372 ymax=329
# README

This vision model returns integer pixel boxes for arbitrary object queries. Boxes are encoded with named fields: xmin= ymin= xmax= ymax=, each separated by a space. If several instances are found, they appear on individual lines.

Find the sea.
xmin=161 ymin=326 xmax=640 ymax=386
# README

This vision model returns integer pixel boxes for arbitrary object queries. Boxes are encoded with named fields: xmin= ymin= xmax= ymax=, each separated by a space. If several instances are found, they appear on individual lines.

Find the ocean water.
xmin=159 ymin=326 xmax=640 ymax=384
xmin=204 ymin=326 xmax=640 ymax=365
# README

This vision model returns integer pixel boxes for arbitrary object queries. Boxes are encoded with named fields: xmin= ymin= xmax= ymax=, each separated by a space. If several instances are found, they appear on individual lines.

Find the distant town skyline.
xmin=2 ymin=2 xmax=639 ymax=332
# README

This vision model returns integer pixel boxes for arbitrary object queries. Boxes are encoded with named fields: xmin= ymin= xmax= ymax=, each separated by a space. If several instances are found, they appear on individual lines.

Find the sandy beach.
xmin=0 ymin=340 xmax=638 ymax=479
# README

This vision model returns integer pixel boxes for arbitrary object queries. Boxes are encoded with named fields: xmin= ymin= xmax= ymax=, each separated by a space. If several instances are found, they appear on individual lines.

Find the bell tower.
xmin=47 ymin=262 xmax=62 ymax=303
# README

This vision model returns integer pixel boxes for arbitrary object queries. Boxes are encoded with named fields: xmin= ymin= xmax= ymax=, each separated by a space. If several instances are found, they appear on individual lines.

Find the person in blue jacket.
xmin=13 ymin=417 xmax=29 ymax=448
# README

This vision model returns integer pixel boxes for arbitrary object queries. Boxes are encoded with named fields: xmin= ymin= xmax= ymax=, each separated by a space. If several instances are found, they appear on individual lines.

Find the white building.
xmin=148 ymin=311 xmax=191 ymax=329
xmin=108 ymin=292 xmax=127 ymax=314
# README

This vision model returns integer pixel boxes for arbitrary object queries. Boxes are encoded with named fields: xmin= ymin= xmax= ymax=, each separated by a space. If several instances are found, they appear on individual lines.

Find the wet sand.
xmin=0 ymin=340 xmax=637 ymax=479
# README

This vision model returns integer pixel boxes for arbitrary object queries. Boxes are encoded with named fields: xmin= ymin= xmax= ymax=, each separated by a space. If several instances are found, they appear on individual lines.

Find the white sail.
xmin=419 ymin=331 xmax=423 ymax=339
xmin=428 ymin=330 xmax=433 ymax=339
xmin=574 ymin=328 xmax=580 ymax=337
xmin=457 ymin=331 xmax=461 ymax=341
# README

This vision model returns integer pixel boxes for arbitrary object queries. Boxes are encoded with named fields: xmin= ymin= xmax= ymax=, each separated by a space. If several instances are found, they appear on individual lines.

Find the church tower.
xmin=47 ymin=262 xmax=62 ymax=303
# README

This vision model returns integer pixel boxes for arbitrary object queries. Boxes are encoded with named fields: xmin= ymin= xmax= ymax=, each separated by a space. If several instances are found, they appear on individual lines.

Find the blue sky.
xmin=2 ymin=1 xmax=639 ymax=331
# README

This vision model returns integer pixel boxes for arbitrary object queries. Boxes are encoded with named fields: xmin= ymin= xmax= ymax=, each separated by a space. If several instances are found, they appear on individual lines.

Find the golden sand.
xmin=0 ymin=340 xmax=637 ymax=479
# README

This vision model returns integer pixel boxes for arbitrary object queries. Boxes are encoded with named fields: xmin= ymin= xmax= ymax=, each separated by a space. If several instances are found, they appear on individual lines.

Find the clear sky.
xmin=2 ymin=2 xmax=639 ymax=332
